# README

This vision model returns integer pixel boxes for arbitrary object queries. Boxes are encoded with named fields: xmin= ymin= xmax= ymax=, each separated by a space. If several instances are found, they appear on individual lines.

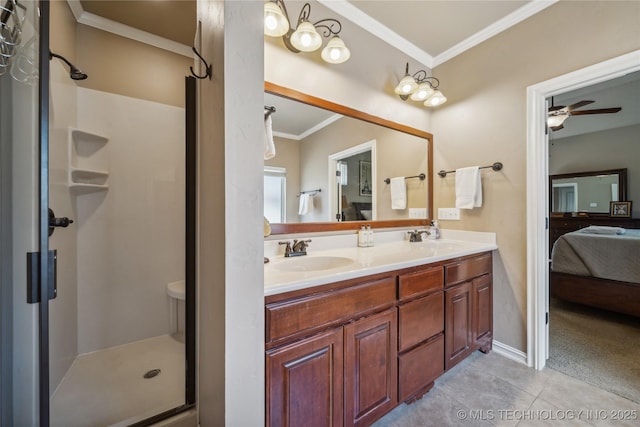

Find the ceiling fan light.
xmin=410 ymin=83 xmax=435 ymax=101
xmin=424 ymin=91 xmax=447 ymax=107
xmin=547 ymin=113 xmax=569 ymax=128
xmin=394 ymin=75 xmax=418 ymax=96
xmin=321 ymin=36 xmax=351 ymax=64
xmin=290 ymin=21 xmax=323 ymax=52
xmin=264 ymin=1 xmax=290 ymax=37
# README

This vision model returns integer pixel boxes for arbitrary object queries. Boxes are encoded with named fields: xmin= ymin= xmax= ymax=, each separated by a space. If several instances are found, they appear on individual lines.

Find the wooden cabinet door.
xmin=445 ymin=282 xmax=472 ymax=370
xmin=266 ymin=328 xmax=343 ymax=427
xmin=472 ymin=274 xmax=493 ymax=352
xmin=344 ymin=309 xmax=398 ymax=427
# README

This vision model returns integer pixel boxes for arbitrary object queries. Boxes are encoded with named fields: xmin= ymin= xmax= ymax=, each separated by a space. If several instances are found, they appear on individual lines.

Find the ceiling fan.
xmin=547 ymin=98 xmax=622 ymax=131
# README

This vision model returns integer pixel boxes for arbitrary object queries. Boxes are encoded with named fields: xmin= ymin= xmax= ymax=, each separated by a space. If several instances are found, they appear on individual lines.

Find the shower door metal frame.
xmin=37 ymin=0 xmax=52 ymax=424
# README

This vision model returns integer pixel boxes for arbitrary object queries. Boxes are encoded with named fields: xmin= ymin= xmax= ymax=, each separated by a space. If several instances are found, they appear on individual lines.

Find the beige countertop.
xmin=264 ymin=231 xmax=497 ymax=297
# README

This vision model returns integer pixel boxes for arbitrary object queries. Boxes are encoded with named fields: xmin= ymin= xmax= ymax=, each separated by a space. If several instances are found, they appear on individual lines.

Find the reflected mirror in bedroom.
xmin=550 ymin=168 xmax=627 ymax=214
xmin=264 ymin=83 xmax=432 ymax=227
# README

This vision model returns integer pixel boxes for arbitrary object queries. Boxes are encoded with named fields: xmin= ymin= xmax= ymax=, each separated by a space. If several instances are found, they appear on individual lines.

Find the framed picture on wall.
xmin=610 ymin=201 xmax=631 ymax=218
xmin=359 ymin=161 xmax=372 ymax=197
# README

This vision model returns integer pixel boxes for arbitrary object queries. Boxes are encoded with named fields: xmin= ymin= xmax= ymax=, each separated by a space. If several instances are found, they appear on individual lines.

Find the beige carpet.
xmin=548 ymin=298 xmax=640 ymax=403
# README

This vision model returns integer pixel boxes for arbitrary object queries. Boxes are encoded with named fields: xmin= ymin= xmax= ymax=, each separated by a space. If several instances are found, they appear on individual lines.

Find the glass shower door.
xmin=0 ymin=0 xmax=47 ymax=424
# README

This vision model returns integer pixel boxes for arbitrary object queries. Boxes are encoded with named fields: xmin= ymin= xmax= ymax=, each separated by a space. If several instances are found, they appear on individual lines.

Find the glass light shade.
xmin=394 ymin=75 xmax=418 ymax=95
xmin=290 ymin=21 xmax=323 ymax=52
xmin=547 ymin=114 xmax=569 ymax=128
xmin=424 ymin=91 xmax=447 ymax=107
xmin=321 ymin=36 xmax=351 ymax=64
xmin=410 ymin=83 xmax=435 ymax=101
xmin=264 ymin=2 xmax=290 ymax=37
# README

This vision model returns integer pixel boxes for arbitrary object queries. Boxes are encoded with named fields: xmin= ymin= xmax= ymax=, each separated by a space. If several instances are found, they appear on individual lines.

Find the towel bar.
xmin=438 ymin=162 xmax=503 ymax=178
xmin=383 ymin=173 xmax=425 ymax=184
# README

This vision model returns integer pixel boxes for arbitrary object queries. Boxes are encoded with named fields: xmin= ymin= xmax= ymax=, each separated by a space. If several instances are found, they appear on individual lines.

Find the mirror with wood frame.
xmin=549 ymin=168 xmax=627 ymax=215
xmin=264 ymin=82 xmax=433 ymax=235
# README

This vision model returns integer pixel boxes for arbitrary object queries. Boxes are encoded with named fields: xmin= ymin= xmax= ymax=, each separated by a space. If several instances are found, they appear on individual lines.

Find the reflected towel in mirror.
xmin=298 ymin=193 xmax=314 ymax=215
xmin=390 ymin=177 xmax=406 ymax=210
xmin=264 ymin=114 xmax=275 ymax=160
xmin=455 ymin=166 xmax=482 ymax=209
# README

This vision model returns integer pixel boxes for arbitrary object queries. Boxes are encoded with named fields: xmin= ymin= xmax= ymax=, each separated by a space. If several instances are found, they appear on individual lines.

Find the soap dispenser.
xmin=358 ymin=225 xmax=367 ymax=247
xmin=366 ymin=224 xmax=374 ymax=247
xmin=429 ymin=220 xmax=440 ymax=240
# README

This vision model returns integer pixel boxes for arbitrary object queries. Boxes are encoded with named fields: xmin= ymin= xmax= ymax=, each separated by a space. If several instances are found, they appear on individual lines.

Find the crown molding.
xmin=317 ymin=0 xmax=434 ymax=69
xmin=319 ymin=0 xmax=558 ymax=69
xmin=66 ymin=0 xmax=192 ymax=58
xmin=432 ymin=0 xmax=559 ymax=67
xmin=273 ymin=113 xmax=343 ymax=141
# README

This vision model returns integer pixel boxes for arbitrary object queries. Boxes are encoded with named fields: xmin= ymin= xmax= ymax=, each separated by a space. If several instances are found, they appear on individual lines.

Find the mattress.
xmin=551 ymin=228 xmax=640 ymax=284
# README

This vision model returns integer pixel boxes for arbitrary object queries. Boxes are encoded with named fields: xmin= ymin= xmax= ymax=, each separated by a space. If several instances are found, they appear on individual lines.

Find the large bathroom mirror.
xmin=549 ymin=168 xmax=627 ymax=214
xmin=264 ymin=82 xmax=433 ymax=234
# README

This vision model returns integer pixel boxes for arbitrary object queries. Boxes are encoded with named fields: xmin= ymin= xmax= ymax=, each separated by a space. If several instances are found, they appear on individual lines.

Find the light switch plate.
xmin=409 ymin=208 xmax=427 ymax=218
xmin=438 ymin=207 xmax=461 ymax=220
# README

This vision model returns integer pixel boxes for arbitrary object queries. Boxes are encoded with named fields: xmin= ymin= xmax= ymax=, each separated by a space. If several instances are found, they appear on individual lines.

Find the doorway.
xmin=328 ymin=140 xmax=376 ymax=222
xmin=526 ymin=50 xmax=640 ymax=370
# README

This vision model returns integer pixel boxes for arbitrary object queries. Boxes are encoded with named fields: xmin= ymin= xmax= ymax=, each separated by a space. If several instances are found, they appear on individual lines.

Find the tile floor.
xmin=50 ymin=334 xmax=185 ymax=427
xmin=374 ymin=351 xmax=640 ymax=427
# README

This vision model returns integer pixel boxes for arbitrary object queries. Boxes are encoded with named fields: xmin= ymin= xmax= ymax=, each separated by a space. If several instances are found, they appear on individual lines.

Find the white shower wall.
xmin=76 ymin=88 xmax=185 ymax=354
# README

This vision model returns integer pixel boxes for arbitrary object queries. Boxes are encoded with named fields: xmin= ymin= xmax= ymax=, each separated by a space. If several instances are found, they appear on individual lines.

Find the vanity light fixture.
xmin=263 ymin=0 xmax=351 ymax=64
xmin=394 ymin=62 xmax=446 ymax=107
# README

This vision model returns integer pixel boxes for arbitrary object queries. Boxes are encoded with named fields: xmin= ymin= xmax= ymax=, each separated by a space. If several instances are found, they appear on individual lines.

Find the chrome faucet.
xmin=407 ymin=229 xmax=430 ymax=242
xmin=279 ymin=239 xmax=312 ymax=257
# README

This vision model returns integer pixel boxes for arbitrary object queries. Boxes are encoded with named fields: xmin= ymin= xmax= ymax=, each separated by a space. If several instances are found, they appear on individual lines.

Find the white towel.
xmin=579 ymin=226 xmax=625 ymax=235
xmin=264 ymin=114 xmax=275 ymax=160
xmin=298 ymin=193 xmax=314 ymax=215
xmin=390 ymin=177 xmax=407 ymax=210
xmin=455 ymin=166 xmax=482 ymax=209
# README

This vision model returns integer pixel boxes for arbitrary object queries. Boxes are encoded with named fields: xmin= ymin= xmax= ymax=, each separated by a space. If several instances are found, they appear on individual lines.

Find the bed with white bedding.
xmin=550 ymin=226 xmax=640 ymax=316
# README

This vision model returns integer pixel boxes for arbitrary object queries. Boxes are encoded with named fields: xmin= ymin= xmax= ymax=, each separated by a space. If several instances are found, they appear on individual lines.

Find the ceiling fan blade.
xmin=569 ymin=107 xmax=622 ymax=116
xmin=549 ymin=124 xmax=564 ymax=131
xmin=565 ymin=100 xmax=594 ymax=112
xmin=548 ymin=105 xmax=565 ymax=112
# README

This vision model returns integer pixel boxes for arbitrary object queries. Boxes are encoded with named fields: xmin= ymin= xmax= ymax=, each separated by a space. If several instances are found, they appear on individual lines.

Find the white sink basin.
xmin=273 ymin=256 xmax=355 ymax=272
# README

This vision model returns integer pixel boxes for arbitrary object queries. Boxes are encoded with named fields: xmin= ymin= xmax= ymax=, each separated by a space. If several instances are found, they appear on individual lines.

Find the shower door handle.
xmin=48 ymin=208 xmax=74 ymax=236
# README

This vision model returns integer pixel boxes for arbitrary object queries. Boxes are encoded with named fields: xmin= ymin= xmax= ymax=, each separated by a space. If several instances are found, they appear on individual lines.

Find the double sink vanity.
xmin=264 ymin=229 xmax=497 ymax=426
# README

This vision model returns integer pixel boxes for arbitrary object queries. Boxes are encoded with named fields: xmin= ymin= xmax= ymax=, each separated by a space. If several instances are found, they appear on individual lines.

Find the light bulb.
xmin=321 ymin=36 xmax=351 ymax=64
xmin=264 ymin=2 xmax=289 ymax=37
xmin=410 ymin=83 xmax=434 ymax=101
xmin=290 ymin=21 xmax=322 ymax=52
xmin=424 ymin=91 xmax=447 ymax=107
xmin=394 ymin=75 xmax=418 ymax=95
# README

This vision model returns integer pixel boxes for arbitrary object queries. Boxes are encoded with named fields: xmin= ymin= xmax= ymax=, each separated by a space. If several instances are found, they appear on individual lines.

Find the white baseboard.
xmin=493 ymin=340 xmax=528 ymax=365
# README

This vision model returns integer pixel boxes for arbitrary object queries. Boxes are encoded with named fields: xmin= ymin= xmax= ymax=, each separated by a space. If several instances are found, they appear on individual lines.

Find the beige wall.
xmin=198 ymin=1 xmax=264 ymax=426
xmin=432 ymin=0 xmax=640 ymax=351
xmin=265 ymin=136 xmax=301 ymax=223
xmin=51 ymin=2 xmax=191 ymax=108
xmin=299 ymin=116 xmax=428 ymax=222
xmin=550 ymin=124 xmax=640 ymax=217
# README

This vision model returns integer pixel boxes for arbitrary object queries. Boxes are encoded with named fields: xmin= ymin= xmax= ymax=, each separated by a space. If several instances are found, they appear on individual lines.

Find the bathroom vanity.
xmin=264 ymin=231 xmax=496 ymax=427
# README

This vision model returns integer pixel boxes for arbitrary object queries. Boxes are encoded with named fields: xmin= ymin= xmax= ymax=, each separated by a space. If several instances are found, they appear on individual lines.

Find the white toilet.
xmin=166 ymin=280 xmax=185 ymax=335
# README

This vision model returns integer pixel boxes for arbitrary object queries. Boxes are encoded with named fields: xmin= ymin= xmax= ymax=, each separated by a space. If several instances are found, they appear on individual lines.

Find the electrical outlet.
xmin=438 ymin=207 xmax=461 ymax=220
xmin=409 ymin=208 xmax=427 ymax=219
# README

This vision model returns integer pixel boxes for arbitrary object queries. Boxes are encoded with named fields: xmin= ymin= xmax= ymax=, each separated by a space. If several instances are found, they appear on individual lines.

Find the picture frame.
xmin=359 ymin=160 xmax=372 ymax=197
xmin=610 ymin=201 xmax=631 ymax=218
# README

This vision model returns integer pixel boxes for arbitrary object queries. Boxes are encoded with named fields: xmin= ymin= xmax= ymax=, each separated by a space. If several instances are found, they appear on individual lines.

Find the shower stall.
xmin=0 ymin=1 xmax=196 ymax=425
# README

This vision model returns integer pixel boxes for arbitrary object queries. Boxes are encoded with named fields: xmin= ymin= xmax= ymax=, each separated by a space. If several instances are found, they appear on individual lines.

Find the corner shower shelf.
xmin=68 ymin=128 xmax=109 ymax=194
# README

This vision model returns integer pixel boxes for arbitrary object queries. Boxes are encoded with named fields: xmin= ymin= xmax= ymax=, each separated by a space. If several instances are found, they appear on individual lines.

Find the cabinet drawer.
xmin=398 ymin=334 xmax=444 ymax=402
xmin=398 ymin=266 xmax=443 ymax=300
xmin=445 ymin=253 xmax=492 ymax=286
xmin=266 ymin=277 xmax=396 ymax=344
xmin=398 ymin=292 xmax=443 ymax=352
